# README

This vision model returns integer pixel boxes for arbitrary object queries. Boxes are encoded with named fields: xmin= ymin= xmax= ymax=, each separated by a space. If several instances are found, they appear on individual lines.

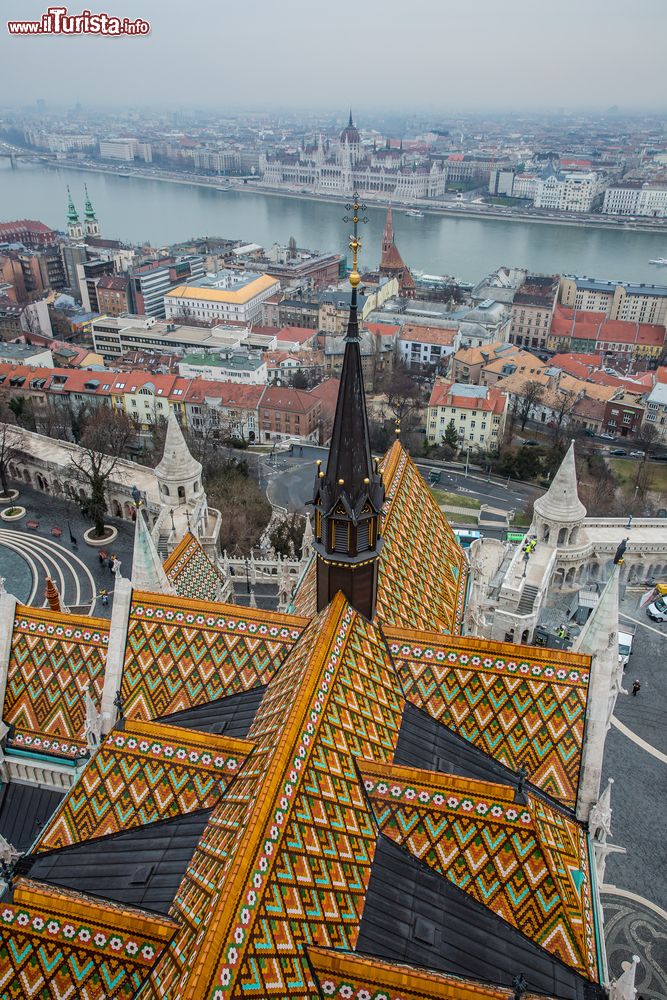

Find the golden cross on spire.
xmin=343 ymin=192 xmax=367 ymax=288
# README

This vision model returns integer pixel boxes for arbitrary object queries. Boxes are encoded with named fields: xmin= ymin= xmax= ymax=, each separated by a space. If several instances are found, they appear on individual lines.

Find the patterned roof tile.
xmin=308 ymin=947 xmax=559 ymax=1000
xmin=0 ymin=878 xmax=175 ymax=999
xmin=361 ymin=761 xmax=598 ymax=982
xmin=386 ymin=626 xmax=591 ymax=807
xmin=377 ymin=442 xmax=467 ymax=633
xmin=3 ymin=606 xmax=109 ymax=760
xmin=121 ymin=591 xmax=309 ymax=722
xmin=138 ymin=593 xmax=405 ymax=999
xmin=162 ymin=532 xmax=226 ymax=603
xmin=33 ymin=720 xmax=254 ymax=852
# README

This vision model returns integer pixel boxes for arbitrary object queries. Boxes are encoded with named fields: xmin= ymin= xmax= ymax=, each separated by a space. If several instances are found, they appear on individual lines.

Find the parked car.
xmin=523 ymin=440 xmax=539 ymax=447
xmin=629 ymin=451 xmax=644 ymax=458
xmin=647 ymin=595 xmax=667 ymax=622
xmin=600 ymin=433 xmax=616 ymax=440
xmin=610 ymin=449 xmax=628 ymax=456
xmin=618 ymin=624 xmax=636 ymax=667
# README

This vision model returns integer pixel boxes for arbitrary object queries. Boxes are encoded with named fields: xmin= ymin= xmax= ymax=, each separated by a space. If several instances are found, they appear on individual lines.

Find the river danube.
xmin=2 ymin=161 xmax=666 ymax=284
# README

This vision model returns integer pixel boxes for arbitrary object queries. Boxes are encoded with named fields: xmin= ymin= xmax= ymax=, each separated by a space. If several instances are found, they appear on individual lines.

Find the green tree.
xmin=269 ymin=513 xmax=305 ymax=558
xmin=0 ymin=403 xmax=25 ymax=498
xmin=207 ymin=460 xmax=272 ymax=555
xmin=444 ymin=419 xmax=459 ymax=449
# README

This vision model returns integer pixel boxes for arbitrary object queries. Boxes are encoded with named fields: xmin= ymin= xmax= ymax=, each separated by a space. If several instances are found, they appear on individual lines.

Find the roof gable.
xmin=4 ymin=607 xmax=109 ymax=760
xmin=361 ymin=761 xmax=598 ymax=982
xmin=385 ymin=626 xmax=591 ymax=809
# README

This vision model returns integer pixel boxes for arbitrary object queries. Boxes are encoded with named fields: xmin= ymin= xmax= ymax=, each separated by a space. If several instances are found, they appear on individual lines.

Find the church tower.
xmin=83 ymin=185 xmax=100 ymax=238
xmin=311 ymin=198 xmax=385 ymax=619
xmin=66 ymin=187 xmax=83 ymax=240
xmin=379 ymin=206 xmax=416 ymax=298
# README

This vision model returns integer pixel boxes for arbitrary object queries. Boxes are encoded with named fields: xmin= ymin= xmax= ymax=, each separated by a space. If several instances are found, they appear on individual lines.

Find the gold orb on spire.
xmin=349 ymin=270 xmax=361 ymax=287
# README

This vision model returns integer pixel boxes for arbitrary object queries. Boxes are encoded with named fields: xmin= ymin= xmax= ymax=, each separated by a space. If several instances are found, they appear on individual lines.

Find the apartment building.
xmin=178 ymin=352 xmax=268 ymax=384
xmin=130 ymin=255 xmax=205 ymax=319
xmin=91 ymin=315 xmax=248 ymax=361
xmin=427 ymin=381 xmax=507 ymax=450
xmin=559 ymin=275 xmax=667 ymax=325
xmin=258 ymin=387 xmax=322 ymax=443
xmin=602 ymin=183 xmax=667 ymax=218
xmin=165 ymin=271 xmax=280 ymax=325
xmin=644 ymin=382 xmax=667 ymax=441
xmin=509 ymin=275 xmax=559 ymax=349
xmin=398 ymin=324 xmax=459 ymax=370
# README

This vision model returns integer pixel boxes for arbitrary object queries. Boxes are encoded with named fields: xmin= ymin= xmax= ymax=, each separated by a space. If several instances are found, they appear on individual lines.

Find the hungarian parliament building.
xmin=258 ymin=113 xmax=447 ymax=200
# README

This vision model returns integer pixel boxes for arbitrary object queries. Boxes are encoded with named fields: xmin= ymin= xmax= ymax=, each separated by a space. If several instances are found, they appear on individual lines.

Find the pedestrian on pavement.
xmin=101 ymin=591 xmax=108 ymax=608
xmin=98 ymin=551 xmax=105 ymax=565
xmin=632 ymin=680 xmax=641 ymax=696
xmin=109 ymin=555 xmax=116 ymax=574
xmin=626 ymin=514 xmax=633 ymax=529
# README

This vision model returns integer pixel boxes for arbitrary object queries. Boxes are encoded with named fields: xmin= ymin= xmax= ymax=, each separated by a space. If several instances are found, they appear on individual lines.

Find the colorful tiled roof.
xmin=385 ymin=627 xmax=590 ymax=808
xmin=3 ymin=607 xmax=109 ymax=760
xmin=0 ymin=878 xmax=175 ymax=999
xmin=33 ymin=720 xmax=254 ymax=852
xmin=138 ymin=593 xmax=404 ymax=998
xmin=162 ymin=532 xmax=225 ymax=603
xmin=308 ymin=947 xmax=557 ymax=1000
xmin=361 ymin=761 xmax=598 ymax=982
xmin=291 ymin=554 xmax=317 ymax=616
xmin=291 ymin=444 xmax=467 ymax=632
xmin=121 ymin=591 xmax=309 ymax=722
xmin=376 ymin=443 xmax=467 ymax=634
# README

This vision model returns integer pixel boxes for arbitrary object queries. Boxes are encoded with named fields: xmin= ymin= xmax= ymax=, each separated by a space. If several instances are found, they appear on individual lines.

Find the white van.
xmin=647 ymin=595 xmax=667 ymax=622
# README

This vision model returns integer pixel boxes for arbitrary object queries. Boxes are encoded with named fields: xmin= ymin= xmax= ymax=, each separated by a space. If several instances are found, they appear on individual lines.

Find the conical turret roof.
xmin=83 ymin=184 xmax=96 ymax=221
xmin=534 ymin=441 xmax=586 ymax=523
xmin=155 ymin=410 xmax=202 ymax=487
xmin=131 ymin=508 xmax=175 ymax=594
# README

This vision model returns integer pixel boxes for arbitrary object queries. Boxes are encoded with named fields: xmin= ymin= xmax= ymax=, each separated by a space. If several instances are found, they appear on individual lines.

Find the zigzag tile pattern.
xmin=162 ymin=532 xmax=225 ymax=603
xmin=361 ymin=761 xmax=598 ymax=982
xmin=34 ymin=720 xmax=254 ymax=852
xmin=138 ymin=594 xmax=404 ymax=1000
xmin=308 ymin=946 xmax=555 ymax=1000
xmin=376 ymin=443 xmax=467 ymax=635
xmin=0 ymin=878 xmax=174 ymax=999
xmin=291 ymin=556 xmax=317 ymax=617
xmin=3 ymin=607 xmax=109 ymax=760
xmin=386 ymin=626 xmax=591 ymax=808
xmin=121 ymin=591 xmax=309 ymax=721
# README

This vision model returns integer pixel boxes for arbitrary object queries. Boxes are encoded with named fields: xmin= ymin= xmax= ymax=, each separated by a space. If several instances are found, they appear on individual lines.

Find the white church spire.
xmin=131 ymin=506 xmax=176 ymax=595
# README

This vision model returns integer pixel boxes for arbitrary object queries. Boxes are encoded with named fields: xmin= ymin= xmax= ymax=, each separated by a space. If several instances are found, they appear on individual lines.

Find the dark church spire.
xmin=311 ymin=194 xmax=385 ymax=620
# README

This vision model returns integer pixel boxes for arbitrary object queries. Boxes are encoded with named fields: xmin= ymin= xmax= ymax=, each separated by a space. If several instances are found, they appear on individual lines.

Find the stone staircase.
xmin=517 ymin=583 xmax=539 ymax=615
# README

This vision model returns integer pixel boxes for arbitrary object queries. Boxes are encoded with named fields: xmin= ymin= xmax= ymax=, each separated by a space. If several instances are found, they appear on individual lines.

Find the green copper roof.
xmin=83 ymin=184 xmax=96 ymax=221
xmin=66 ymin=186 xmax=80 ymax=224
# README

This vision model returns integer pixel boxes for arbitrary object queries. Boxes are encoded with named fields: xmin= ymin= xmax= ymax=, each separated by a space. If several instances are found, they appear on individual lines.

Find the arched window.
xmin=557 ymin=527 xmax=567 ymax=545
xmin=177 ymin=485 xmax=186 ymax=501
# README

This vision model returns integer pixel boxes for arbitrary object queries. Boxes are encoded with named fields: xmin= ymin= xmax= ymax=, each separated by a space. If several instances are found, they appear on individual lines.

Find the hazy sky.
xmin=2 ymin=0 xmax=667 ymax=113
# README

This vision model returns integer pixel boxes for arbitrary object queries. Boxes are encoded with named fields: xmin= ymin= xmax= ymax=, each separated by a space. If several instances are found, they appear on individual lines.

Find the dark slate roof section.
xmin=394 ymin=703 xmax=572 ymax=813
xmin=21 ymin=808 xmax=213 ymax=914
xmin=0 ymin=782 xmax=65 ymax=853
xmin=394 ymin=702 xmax=515 ymax=784
xmin=358 ymin=836 xmax=605 ymax=1000
xmin=157 ymin=687 xmax=267 ymax=737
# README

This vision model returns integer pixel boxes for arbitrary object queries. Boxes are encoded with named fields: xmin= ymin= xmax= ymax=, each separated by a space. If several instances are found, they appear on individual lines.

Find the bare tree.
xmin=0 ymin=404 xmax=25 ymax=498
xmin=633 ymin=421 xmax=661 ymax=463
xmin=378 ymin=362 xmax=424 ymax=422
xmin=517 ymin=381 xmax=545 ymax=432
xmin=69 ymin=407 xmax=137 ymax=538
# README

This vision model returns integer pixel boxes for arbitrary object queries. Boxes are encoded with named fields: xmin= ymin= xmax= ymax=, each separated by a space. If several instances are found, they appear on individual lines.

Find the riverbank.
xmin=41 ymin=157 xmax=667 ymax=235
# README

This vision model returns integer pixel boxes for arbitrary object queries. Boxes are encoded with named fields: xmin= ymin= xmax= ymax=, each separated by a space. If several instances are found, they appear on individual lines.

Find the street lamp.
xmin=244 ymin=558 xmax=250 ymax=595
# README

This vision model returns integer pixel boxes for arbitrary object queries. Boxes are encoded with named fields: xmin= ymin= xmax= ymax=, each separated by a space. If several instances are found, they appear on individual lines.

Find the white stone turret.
xmin=574 ymin=564 xmax=620 ymax=821
xmin=610 ymin=956 xmax=640 ymax=1000
xmin=131 ymin=507 xmax=176 ymax=595
xmin=532 ymin=440 xmax=587 ymax=547
xmin=155 ymin=411 xmax=204 ymax=508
